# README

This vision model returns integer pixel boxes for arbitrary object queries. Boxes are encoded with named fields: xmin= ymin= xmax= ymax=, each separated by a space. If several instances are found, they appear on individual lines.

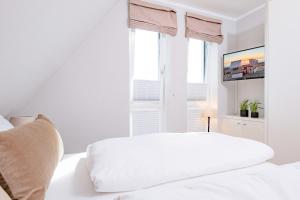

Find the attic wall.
xmin=17 ymin=0 xmax=130 ymax=153
xmin=0 ymin=0 xmax=118 ymax=117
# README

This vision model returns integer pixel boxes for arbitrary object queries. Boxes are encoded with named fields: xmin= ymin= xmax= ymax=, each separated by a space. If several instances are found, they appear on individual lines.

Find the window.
xmin=187 ymin=39 xmax=206 ymax=84
xmin=187 ymin=39 xmax=208 ymax=132
xmin=132 ymin=29 xmax=161 ymax=101
xmin=133 ymin=30 xmax=160 ymax=81
xmin=130 ymin=29 xmax=165 ymax=136
xmin=130 ymin=31 xmax=215 ymax=134
xmin=187 ymin=39 xmax=207 ymax=101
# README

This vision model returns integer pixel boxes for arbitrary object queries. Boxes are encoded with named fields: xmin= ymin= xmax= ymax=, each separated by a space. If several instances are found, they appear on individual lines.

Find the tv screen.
xmin=223 ymin=46 xmax=265 ymax=81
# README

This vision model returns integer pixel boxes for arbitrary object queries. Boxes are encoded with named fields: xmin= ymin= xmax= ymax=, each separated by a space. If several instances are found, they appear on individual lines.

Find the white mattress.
xmin=46 ymin=153 xmax=278 ymax=200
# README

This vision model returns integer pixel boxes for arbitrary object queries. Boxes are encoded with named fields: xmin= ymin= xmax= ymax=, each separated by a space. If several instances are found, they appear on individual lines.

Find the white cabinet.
xmin=221 ymin=117 xmax=242 ymax=137
xmin=220 ymin=115 xmax=265 ymax=143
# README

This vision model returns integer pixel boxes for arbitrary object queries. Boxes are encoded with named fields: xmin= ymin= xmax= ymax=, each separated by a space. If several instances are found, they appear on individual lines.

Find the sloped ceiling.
xmin=0 ymin=0 xmax=118 ymax=116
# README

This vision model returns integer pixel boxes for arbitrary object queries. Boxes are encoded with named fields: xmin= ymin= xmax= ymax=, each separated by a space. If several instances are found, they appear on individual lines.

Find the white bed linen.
xmin=46 ymin=153 xmax=277 ymax=200
xmin=46 ymin=153 xmax=121 ymax=200
xmin=0 ymin=115 xmax=13 ymax=131
xmin=117 ymin=162 xmax=300 ymax=200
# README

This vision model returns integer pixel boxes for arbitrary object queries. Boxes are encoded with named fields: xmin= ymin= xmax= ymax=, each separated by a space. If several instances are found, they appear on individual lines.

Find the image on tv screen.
xmin=223 ymin=46 xmax=265 ymax=81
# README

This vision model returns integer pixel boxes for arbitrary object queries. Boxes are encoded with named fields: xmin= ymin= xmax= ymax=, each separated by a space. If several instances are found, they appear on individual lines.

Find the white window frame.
xmin=187 ymin=39 xmax=209 ymax=132
xmin=129 ymin=29 xmax=167 ymax=136
xmin=187 ymin=39 xmax=208 ymax=102
xmin=187 ymin=39 xmax=207 ymax=84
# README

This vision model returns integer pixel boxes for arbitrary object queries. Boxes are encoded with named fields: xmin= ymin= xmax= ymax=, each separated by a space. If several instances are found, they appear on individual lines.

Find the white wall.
xmin=19 ymin=0 xmax=130 ymax=153
xmin=236 ymin=79 xmax=265 ymax=117
xmin=267 ymin=0 xmax=300 ymax=164
xmin=0 ymin=0 xmax=118 ymax=116
xmin=237 ymin=24 xmax=265 ymax=50
xmin=18 ymin=0 xmax=237 ymax=153
xmin=164 ymin=10 xmax=188 ymax=132
xmin=236 ymin=7 xmax=266 ymax=50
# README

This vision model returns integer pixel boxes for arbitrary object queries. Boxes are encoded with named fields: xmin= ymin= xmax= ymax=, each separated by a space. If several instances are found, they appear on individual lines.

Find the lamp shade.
xmin=202 ymin=107 xmax=217 ymax=118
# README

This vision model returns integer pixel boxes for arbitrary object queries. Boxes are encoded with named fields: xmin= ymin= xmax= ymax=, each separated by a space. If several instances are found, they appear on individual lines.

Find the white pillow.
xmin=86 ymin=133 xmax=274 ymax=192
xmin=0 ymin=115 xmax=13 ymax=131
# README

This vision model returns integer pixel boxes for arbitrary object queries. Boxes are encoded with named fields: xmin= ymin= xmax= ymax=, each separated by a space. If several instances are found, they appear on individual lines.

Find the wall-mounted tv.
xmin=223 ymin=46 xmax=265 ymax=81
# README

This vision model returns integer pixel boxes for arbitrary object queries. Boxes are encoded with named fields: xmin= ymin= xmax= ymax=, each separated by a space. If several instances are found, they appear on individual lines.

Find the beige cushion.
xmin=0 ymin=114 xmax=64 ymax=200
xmin=0 ymin=186 xmax=11 ymax=200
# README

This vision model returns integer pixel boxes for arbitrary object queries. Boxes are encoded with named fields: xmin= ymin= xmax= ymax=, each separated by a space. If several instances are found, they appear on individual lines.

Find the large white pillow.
xmin=0 ymin=115 xmax=13 ymax=131
xmin=86 ymin=133 xmax=274 ymax=192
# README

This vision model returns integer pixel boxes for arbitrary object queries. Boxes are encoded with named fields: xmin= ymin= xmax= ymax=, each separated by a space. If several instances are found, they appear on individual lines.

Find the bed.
xmin=47 ymin=153 xmax=279 ymax=200
xmin=2 ymin=116 xmax=300 ymax=200
xmin=47 ymin=153 xmax=119 ymax=200
xmin=46 ymin=134 xmax=300 ymax=200
xmin=47 ymin=153 xmax=300 ymax=200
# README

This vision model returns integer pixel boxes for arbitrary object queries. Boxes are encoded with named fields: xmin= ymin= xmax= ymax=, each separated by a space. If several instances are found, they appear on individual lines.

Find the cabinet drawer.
xmin=220 ymin=118 xmax=243 ymax=137
xmin=220 ymin=117 xmax=265 ymax=143
xmin=240 ymin=121 xmax=265 ymax=143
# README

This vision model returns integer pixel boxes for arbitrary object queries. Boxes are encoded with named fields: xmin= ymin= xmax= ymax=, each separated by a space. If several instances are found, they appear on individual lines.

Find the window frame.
xmin=129 ymin=29 xmax=167 ymax=136
xmin=187 ymin=39 xmax=208 ymax=102
xmin=187 ymin=38 xmax=207 ymax=85
xmin=187 ymin=39 xmax=209 ymax=132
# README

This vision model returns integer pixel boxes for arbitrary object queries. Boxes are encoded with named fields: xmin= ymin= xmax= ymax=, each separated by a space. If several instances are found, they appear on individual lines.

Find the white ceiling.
xmin=166 ymin=0 xmax=267 ymax=18
xmin=0 ymin=0 xmax=118 ymax=116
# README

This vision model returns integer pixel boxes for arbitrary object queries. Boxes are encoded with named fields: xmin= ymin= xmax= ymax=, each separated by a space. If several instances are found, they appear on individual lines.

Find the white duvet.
xmin=47 ymin=153 xmax=300 ymax=200
xmin=87 ymin=133 xmax=273 ymax=192
xmin=116 ymin=162 xmax=300 ymax=200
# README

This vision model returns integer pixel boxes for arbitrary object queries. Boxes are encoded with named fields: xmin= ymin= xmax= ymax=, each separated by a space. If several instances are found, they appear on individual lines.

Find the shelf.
xmin=223 ymin=115 xmax=265 ymax=123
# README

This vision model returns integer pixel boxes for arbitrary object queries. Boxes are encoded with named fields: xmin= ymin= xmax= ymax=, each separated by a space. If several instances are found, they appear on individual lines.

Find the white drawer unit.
xmin=220 ymin=115 xmax=265 ymax=143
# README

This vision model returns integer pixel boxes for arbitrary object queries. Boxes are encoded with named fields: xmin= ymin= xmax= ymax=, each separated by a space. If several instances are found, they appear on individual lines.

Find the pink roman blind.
xmin=129 ymin=0 xmax=177 ymax=36
xmin=185 ymin=12 xmax=223 ymax=44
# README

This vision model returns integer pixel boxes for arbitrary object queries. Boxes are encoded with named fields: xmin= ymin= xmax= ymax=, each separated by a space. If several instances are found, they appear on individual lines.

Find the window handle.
xmin=161 ymin=65 xmax=166 ymax=75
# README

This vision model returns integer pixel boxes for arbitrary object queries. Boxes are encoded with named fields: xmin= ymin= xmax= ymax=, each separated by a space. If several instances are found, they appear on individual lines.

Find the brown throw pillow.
xmin=0 ymin=114 xmax=64 ymax=200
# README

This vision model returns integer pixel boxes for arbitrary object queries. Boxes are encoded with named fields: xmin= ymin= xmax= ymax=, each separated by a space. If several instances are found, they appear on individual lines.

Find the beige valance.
xmin=129 ymin=0 xmax=177 ymax=36
xmin=185 ymin=12 xmax=223 ymax=44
